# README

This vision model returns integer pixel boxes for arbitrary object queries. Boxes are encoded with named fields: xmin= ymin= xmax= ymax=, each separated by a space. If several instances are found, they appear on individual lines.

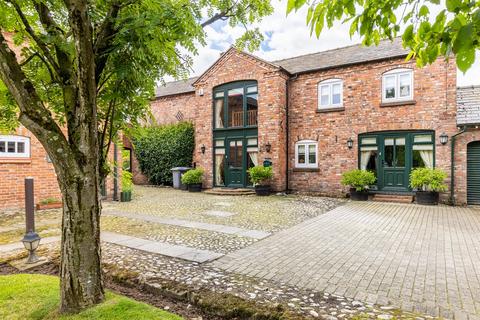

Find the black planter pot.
xmin=415 ymin=191 xmax=439 ymax=205
xmin=349 ymin=188 xmax=369 ymax=201
xmin=120 ymin=191 xmax=132 ymax=202
xmin=255 ymin=185 xmax=271 ymax=196
xmin=187 ymin=183 xmax=202 ymax=192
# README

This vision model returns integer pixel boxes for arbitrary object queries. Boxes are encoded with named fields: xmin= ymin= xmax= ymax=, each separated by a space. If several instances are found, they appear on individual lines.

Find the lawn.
xmin=0 ymin=274 xmax=182 ymax=320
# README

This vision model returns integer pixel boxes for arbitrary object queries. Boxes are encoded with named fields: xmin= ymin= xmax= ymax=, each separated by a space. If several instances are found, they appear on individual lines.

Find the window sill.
xmin=293 ymin=167 xmax=319 ymax=172
xmin=0 ymin=158 xmax=32 ymax=164
xmin=380 ymin=100 xmax=416 ymax=108
xmin=316 ymin=106 xmax=345 ymax=113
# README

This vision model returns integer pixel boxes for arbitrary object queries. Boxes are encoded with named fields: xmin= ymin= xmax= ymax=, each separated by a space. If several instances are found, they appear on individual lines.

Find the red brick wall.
xmin=287 ymin=57 xmax=458 ymax=198
xmin=453 ymin=129 xmax=480 ymax=205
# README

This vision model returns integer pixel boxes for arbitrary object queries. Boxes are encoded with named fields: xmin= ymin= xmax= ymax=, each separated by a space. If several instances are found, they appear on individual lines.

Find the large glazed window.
xmin=0 ymin=135 xmax=30 ymax=158
xmin=382 ymin=69 xmax=413 ymax=102
xmin=213 ymin=81 xmax=258 ymax=129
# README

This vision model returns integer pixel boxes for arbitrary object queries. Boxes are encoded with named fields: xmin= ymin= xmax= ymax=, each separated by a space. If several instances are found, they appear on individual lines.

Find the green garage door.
xmin=467 ymin=141 xmax=480 ymax=205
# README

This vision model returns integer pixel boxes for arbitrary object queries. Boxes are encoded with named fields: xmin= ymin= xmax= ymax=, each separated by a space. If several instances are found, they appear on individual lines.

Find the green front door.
xmin=225 ymin=138 xmax=244 ymax=187
xmin=379 ymin=135 xmax=409 ymax=191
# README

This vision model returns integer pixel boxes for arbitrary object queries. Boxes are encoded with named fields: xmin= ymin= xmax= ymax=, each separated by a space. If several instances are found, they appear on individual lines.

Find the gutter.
xmin=450 ymin=126 xmax=466 ymax=205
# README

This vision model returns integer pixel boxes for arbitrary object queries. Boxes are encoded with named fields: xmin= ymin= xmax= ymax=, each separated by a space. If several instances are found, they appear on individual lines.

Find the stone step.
xmin=372 ymin=194 xmax=414 ymax=204
xmin=204 ymin=188 xmax=255 ymax=196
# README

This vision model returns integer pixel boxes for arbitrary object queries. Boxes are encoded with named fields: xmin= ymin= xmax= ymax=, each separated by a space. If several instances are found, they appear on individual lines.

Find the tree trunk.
xmin=58 ymin=165 xmax=104 ymax=313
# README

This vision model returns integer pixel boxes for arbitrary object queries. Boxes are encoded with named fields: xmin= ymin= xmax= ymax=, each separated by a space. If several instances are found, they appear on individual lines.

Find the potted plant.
xmin=121 ymin=171 xmax=133 ymax=202
xmin=248 ymin=166 xmax=273 ymax=196
xmin=410 ymin=168 xmax=447 ymax=205
xmin=341 ymin=169 xmax=376 ymax=201
xmin=36 ymin=198 xmax=62 ymax=210
xmin=181 ymin=168 xmax=204 ymax=192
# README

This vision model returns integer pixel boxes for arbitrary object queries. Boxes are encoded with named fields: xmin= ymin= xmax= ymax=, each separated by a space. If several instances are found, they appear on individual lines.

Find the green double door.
xmin=378 ymin=134 xmax=410 ymax=191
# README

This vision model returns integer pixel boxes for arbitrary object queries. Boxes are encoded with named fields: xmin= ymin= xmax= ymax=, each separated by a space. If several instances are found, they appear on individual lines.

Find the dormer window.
xmin=382 ymin=69 xmax=413 ymax=102
xmin=318 ymin=79 xmax=343 ymax=109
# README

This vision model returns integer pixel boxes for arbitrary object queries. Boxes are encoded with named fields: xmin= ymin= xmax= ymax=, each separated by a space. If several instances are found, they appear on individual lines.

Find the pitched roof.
xmin=155 ymin=38 xmax=409 ymax=98
xmin=457 ymin=86 xmax=480 ymax=125
xmin=154 ymin=77 xmax=199 ymax=98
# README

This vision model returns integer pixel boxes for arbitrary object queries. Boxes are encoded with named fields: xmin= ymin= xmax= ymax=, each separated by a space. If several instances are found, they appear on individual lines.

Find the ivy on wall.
xmin=133 ymin=122 xmax=195 ymax=185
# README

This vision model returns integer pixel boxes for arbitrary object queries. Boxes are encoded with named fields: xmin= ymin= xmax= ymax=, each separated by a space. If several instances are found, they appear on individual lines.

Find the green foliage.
xmin=247 ymin=166 xmax=273 ymax=185
xmin=40 ymin=197 xmax=61 ymax=205
xmin=410 ymin=167 xmax=448 ymax=192
xmin=181 ymin=168 xmax=204 ymax=185
xmin=133 ymin=122 xmax=194 ymax=185
xmin=0 ymin=274 xmax=182 ymax=319
xmin=121 ymin=171 xmax=133 ymax=193
xmin=341 ymin=169 xmax=376 ymax=192
xmin=287 ymin=0 xmax=480 ymax=72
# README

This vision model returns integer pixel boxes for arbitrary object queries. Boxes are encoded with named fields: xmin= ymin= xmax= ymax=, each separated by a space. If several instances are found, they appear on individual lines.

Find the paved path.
xmin=212 ymin=202 xmax=480 ymax=319
xmin=103 ymin=210 xmax=271 ymax=239
xmin=101 ymin=232 xmax=223 ymax=263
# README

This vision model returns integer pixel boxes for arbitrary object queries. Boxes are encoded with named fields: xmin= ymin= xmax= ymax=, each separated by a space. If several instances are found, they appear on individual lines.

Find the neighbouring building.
xmin=138 ymin=38 xmax=480 ymax=205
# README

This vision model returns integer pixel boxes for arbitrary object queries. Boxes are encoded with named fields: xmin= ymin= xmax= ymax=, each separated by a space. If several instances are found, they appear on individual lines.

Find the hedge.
xmin=133 ymin=122 xmax=194 ymax=185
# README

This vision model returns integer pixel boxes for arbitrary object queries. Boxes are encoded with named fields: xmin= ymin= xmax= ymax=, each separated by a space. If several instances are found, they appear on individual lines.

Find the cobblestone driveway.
xmin=213 ymin=202 xmax=480 ymax=319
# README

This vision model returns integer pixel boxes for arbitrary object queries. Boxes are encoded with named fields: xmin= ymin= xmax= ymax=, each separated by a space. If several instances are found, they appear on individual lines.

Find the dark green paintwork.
xmin=467 ymin=141 xmax=480 ymax=205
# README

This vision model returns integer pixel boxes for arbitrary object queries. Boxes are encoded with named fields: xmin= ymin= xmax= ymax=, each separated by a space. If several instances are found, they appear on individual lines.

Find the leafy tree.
xmin=287 ymin=0 xmax=480 ymax=72
xmin=0 ymin=0 xmax=272 ymax=313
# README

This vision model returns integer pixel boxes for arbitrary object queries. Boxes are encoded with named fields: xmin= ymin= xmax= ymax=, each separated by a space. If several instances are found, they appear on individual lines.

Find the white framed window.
xmin=382 ymin=68 xmax=413 ymax=102
xmin=295 ymin=140 xmax=318 ymax=168
xmin=318 ymin=79 xmax=343 ymax=109
xmin=0 ymin=135 xmax=31 ymax=158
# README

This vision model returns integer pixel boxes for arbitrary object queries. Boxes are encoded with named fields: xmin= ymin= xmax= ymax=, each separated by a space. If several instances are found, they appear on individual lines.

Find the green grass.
xmin=0 ymin=274 xmax=183 ymax=320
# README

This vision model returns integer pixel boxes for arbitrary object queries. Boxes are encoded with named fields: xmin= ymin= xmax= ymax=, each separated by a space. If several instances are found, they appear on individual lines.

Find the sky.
xmin=185 ymin=0 xmax=479 ymax=87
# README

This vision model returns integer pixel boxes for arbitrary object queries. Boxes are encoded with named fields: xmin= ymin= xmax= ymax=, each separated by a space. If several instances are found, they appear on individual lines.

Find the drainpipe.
xmin=450 ymin=126 xmax=466 ymax=205
xmin=285 ymin=74 xmax=298 ymax=193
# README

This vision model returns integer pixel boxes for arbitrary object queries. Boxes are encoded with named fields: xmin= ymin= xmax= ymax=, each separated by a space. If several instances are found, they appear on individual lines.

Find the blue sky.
xmin=187 ymin=1 xmax=479 ymax=86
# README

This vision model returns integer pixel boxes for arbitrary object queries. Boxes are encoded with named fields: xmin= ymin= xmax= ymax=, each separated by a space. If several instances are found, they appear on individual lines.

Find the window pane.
xmin=0 ymin=141 xmax=5 ymax=152
xmin=413 ymin=149 xmax=433 ymax=168
xmin=215 ymin=140 xmax=224 ymax=147
xmin=297 ymin=145 xmax=305 ymax=164
xmin=414 ymin=135 xmax=432 ymax=143
xmin=17 ymin=142 xmax=25 ymax=153
xmin=396 ymin=144 xmax=406 ymax=167
xmin=332 ymin=83 xmax=341 ymax=104
xmin=215 ymin=153 xmax=225 ymax=186
xmin=214 ymin=99 xmax=224 ymax=128
xmin=384 ymin=138 xmax=394 ymax=167
xmin=247 ymin=138 xmax=257 ymax=146
xmin=228 ymin=88 xmax=243 ymax=127
xmin=246 ymin=86 xmax=257 ymax=93
xmin=214 ymin=91 xmax=224 ymax=98
xmin=361 ymin=137 xmax=377 ymax=145
xmin=246 ymin=94 xmax=258 ymax=126
xmin=360 ymin=149 xmax=378 ymax=177
xmin=308 ymin=144 xmax=316 ymax=164
xmin=385 ymin=76 xmax=396 ymax=99
xmin=399 ymin=73 xmax=411 ymax=97
xmin=247 ymin=150 xmax=258 ymax=186
xmin=7 ymin=141 xmax=15 ymax=153
xmin=320 ymin=85 xmax=330 ymax=106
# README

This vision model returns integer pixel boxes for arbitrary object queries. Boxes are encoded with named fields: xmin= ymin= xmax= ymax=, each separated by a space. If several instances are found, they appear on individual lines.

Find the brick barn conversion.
xmin=2 ymin=38 xmax=480 ymax=210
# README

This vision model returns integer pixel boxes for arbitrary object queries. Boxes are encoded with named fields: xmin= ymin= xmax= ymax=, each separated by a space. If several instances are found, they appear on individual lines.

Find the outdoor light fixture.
xmin=347 ymin=138 xmax=354 ymax=149
xmin=265 ymin=142 xmax=272 ymax=153
xmin=201 ymin=144 xmax=206 ymax=154
xmin=440 ymin=133 xmax=448 ymax=145
xmin=22 ymin=231 xmax=41 ymax=264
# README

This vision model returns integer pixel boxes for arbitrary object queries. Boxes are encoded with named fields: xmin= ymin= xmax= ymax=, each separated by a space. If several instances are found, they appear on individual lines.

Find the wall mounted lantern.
xmin=265 ymin=142 xmax=272 ymax=153
xmin=439 ymin=133 xmax=448 ymax=145
xmin=200 ymin=144 xmax=206 ymax=154
xmin=347 ymin=138 xmax=354 ymax=149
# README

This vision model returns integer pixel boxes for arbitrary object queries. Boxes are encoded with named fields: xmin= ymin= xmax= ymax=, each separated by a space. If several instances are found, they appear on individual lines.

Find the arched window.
xmin=382 ymin=68 xmax=413 ymax=102
xmin=0 ymin=135 xmax=30 ymax=158
xmin=318 ymin=79 xmax=343 ymax=109
xmin=295 ymin=140 xmax=318 ymax=168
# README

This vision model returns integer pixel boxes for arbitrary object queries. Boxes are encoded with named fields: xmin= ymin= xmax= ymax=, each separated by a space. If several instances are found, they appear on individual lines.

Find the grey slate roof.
xmin=155 ymin=38 xmax=408 ymax=97
xmin=457 ymin=86 xmax=480 ymax=125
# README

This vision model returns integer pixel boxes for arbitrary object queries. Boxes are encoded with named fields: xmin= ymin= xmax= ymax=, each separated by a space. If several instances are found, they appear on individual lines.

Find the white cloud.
xmin=186 ymin=0 xmax=479 ymax=86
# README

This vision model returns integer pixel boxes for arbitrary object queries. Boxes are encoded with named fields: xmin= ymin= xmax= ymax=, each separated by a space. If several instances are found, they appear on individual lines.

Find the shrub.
xmin=40 ymin=197 xmax=60 ymax=205
xmin=181 ymin=168 xmax=204 ymax=185
xmin=341 ymin=169 xmax=376 ymax=192
xmin=133 ymin=122 xmax=194 ymax=185
xmin=410 ymin=168 xmax=447 ymax=192
xmin=247 ymin=166 xmax=273 ymax=186
xmin=121 ymin=171 xmax=133 ymax=193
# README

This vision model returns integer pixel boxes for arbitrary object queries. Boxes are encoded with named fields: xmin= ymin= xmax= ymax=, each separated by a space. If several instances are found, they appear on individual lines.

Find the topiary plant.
xmin=341 ymin=169 xmax=376 ymax=192
xmin=121 ymin=171 xmax=133 ymax=193
xmin=247 ymin=166 xmax=273 ymax=186
xmin=410 ymin=168 xmax=447 ymax=192
xmin=181 ymin=168 xmax=204 ymax=185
